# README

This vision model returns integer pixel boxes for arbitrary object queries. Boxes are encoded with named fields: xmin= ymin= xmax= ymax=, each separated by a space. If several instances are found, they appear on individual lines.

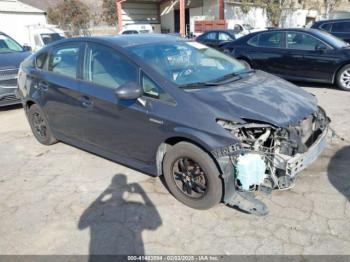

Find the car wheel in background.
xmin=27 ymin=104 xmax=57 ymax=145
xmin=162 ymin=142 xmax=223 ymax=209
xmin=336 ymin=64 xmax=350 ymax=91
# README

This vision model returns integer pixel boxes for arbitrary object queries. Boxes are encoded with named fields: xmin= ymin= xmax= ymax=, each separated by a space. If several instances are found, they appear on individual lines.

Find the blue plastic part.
xmin=236 ymin=153 xmax=266 ymax=190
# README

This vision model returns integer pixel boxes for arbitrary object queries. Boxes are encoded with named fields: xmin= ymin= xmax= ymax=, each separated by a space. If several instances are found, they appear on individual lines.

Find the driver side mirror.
xmin=23 ymin=44 xmax=32 ymax=52
xmin=115 ymin=82 xmax=143 ymax=100
xmin=315 ymin=43 xmax=327 ymax=52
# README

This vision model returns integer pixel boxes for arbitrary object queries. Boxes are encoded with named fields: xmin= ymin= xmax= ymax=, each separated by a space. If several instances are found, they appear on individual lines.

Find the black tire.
xmin=336 ymin=64 xmax=350 ymax=91
xmin=238 ymin=59 xmax=251 ymax=69
xmin=162 ymin=142 xmax=223 ymax=209
xmin=27 ymin=104 xmax=57 ymax=145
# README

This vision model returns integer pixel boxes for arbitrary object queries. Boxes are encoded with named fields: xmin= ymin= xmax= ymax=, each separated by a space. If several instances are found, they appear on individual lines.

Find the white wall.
xmin=224 ymin=4 xmax=268 ymax=28
xmin=202 ymin=0 xmax=219 ymax=19
xmin=0 ymin=12 xmax=46 ymax=45
xmin=160 ymin=1 xmax=175 ymax=33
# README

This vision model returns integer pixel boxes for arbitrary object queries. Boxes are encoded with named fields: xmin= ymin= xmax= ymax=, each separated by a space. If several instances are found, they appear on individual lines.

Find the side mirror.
xmin=315 ymin=43 xmax=327 ymax=52
xmin=23 ymin=44 xmax=32 ymax=52
xmin=115 ymin=82 xmax=143 ymax=100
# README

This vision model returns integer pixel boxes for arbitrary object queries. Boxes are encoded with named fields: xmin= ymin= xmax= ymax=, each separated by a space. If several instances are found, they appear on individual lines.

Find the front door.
xmin=284 ymin=31 xmax=339 ymax=82
xmin=78 ymin=42 xmax=157 ymax=163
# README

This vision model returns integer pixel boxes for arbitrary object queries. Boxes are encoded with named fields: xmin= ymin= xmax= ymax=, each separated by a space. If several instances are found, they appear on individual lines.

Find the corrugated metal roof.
xmin=0 ymin=0 xmax=45 ymax=13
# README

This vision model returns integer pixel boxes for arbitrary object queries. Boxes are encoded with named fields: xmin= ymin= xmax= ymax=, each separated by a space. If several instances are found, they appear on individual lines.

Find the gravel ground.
xmin=0 ymin=84 xmax=349 ymax=255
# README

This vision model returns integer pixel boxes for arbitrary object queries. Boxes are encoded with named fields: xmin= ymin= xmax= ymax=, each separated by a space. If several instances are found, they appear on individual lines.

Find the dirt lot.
xmin=0 ymin=84 xmax=349 ymax=255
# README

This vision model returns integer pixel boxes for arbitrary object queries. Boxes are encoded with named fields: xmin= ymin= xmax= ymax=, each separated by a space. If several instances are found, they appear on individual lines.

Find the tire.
xmin=162 ymin=142 xmax=223 ymax=210
xmin=27 ymin=104 xmax=57 ymax=145
xmin=336 ymin=64 xmax=350 ymax=91
xmin=238 ymin=59 xmax=251 ymax=69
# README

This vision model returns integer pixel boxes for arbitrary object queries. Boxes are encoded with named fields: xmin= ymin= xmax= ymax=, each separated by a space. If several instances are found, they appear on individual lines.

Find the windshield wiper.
xmin=179 ymin=81 xmax=221 ymax=89
xmin=212 ymin=69 xmax=255 ymax=83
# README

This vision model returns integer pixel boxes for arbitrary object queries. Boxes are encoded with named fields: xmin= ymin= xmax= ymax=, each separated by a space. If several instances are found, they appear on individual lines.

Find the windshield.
xmin=129 ymin=41 xmax=246 ymax=86
xmin=41 ymin=33 xmax=65 ymax=45
xmin=317 ymin=30 xmax=348 ymax=48
xmin=0 ymin=34 xmax=23 ymax=53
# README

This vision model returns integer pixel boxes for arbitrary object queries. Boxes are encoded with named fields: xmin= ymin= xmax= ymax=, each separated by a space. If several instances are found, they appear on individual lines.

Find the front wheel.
xmin=162 ymin=142 xmax=223 ymax=209
xmin=336 ymin=64 xmax=350 ymax=91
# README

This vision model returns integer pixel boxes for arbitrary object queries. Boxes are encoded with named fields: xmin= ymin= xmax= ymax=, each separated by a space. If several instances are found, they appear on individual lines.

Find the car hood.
xmin=190 ymin=70 xmax=318 ymax=127
xmin=0 ymin=51 xmax=31 ymax=69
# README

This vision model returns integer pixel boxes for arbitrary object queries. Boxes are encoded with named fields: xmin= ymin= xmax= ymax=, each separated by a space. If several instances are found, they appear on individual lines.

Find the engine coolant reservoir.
xmin=236 ymin=153 xmax=266 ymax=190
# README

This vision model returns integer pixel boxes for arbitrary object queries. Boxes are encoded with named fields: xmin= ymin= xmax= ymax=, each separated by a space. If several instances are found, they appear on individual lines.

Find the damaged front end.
xmin=212 ymin=107 xmax=330 ymax=215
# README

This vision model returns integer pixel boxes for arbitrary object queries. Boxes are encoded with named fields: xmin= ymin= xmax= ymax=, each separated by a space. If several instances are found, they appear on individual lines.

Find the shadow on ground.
xmin=78 ymin=174 xmax=162 ymax=260
xmin=328 ymin=146 xmax=350 ymax=201
xmin=0 ymin=104 xmax=22 ymax=111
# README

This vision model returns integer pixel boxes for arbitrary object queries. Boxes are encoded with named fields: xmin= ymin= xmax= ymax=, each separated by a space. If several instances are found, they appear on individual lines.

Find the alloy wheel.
xmin=172 ymin=157 xmax=208 ymax=199
xmin=32 ymin=112 xmax=48 ymax=139
xmin=340 ymin=69 xmax=350 ymax=89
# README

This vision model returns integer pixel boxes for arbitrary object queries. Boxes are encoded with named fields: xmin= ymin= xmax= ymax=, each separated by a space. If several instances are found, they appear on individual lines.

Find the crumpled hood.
xmin=0 ymin=51 xmax=31 ymax=69
xmin=191 ymin=70 xmax=318 ymax=127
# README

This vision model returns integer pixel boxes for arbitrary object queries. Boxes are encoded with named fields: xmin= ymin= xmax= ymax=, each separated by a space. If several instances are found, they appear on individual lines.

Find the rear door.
xmin=245 ymin=31 xmax=287 ymax=76
xmin=37 ymin=42 xmax=86 ymax=140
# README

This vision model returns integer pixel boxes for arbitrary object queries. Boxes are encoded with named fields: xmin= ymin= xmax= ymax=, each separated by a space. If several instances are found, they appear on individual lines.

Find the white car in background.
xmin=119 ymin=24 xmax=154 ymax=35
xmin=229 ymin=22 xmax=265 ymax=38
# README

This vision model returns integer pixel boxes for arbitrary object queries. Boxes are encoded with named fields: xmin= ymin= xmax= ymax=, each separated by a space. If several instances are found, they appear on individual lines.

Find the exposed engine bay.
xmin=214 ymin=107 xmax=330 ymax=215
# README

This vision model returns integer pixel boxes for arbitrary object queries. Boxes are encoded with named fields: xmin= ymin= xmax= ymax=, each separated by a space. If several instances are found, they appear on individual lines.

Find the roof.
xmin=313 ymin=18 xmax=350 ymax=24
xmin=90 ymin=34 xmax=184 ymax=48
xmin=0 ymin=0 xmax=45 ymax=13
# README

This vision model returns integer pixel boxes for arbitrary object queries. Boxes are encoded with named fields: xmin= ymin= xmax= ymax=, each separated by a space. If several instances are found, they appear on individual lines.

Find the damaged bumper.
xmin=213 ymin=108 xmax=330 ymax=215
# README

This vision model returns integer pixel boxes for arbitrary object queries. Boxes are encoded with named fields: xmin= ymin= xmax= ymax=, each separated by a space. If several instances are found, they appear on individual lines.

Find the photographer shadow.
xmin=78 ymin=174 xmax=162 ymax=260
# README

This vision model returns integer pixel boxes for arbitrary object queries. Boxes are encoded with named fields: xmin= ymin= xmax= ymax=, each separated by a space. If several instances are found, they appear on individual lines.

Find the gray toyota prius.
xmin=18 ymin=34 xmax=330 ymax=215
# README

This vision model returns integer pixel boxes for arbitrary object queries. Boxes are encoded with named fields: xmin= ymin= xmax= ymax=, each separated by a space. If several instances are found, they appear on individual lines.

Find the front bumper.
xmin=0 ymin=84 xmax=21 ymax=107
xmin=274 ymin=126 xmax=329 ymax=177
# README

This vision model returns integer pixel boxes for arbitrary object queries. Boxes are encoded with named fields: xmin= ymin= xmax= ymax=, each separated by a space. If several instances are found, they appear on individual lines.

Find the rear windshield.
xmin=41 ymin=33 xmax=65 ymax=45
xmin=0 ymin=34 xmax=23 ymax=53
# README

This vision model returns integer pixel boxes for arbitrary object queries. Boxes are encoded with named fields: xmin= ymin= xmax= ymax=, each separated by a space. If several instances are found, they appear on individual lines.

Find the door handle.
xmin=80 ymin=96 xmax=94 ymax=108
xmin=38 ymin=81 xmax=49 ymax=91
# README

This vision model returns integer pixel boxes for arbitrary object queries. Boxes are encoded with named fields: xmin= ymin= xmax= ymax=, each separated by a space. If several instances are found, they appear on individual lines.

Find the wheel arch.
xmin=332 ymin=62 xmax=350 ymax=83
xmin=155 ymin=136 xmax=223 ymax=177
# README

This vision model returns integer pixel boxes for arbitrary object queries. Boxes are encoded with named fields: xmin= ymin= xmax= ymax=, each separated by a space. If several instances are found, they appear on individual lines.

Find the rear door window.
xmin=48 ymin=44 xmax=81 ymax=79
xmin=320 ymin=23 xmax=332 ymax=32
xmin=203 ymin=32 xmax=217 ymax=40
xmin=218 ymin=32 xmax=233 ymax=41
xmin=257 ymin=32 xmax=283 ymax=48
xmin=84 ymin=43 xmax=138 ymax=90
xmin=332 ymin=22 xmax=350 ymax=33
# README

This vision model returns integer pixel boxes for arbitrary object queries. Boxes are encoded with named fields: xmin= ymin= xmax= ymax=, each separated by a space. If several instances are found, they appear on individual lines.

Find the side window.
xmin=218 ymin=32 xmax=232 ymax=41
xmin=203 ymin=32 xmax=217 ymax=40
xmin=247 ymin=35 xmax=258 ymax=46
xmin=332 ymin=22 xmax=350 ymax=33
xmin=257 ymin=32 xmax=282 ymax=48
xmin=320 ymin=23 xmax=332 ymax=32
xmin=142 ymin=74 xmax=175 ymax=103
xmin=286 ymin=32 xmax=323 ymax=50
xmin=48 ymin=44 xmax=80 ymax=78
xmin=85 ymin=43 xmax=137 ymax=90
xmin=36 ymin=52 xmax=48 ymax=70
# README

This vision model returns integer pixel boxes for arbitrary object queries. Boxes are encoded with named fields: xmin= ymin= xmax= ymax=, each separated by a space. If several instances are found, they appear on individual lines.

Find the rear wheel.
xmin=336 ymin=64 xmax=350 ymax=91
xmin=27 ymin=104 xmax=57 ymax=145
xmin=162 ymin=142 xmax=223 ymax=209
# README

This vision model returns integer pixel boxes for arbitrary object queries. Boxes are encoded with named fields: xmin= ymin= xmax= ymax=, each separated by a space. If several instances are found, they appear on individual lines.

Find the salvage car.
xmin=222 ymin=28 xmax=350 ymax=91
xmin=18 ymin=35 xmax=330 ymax=215
xmin=196 ymin=30 xmax=236 ymax=50
xmin=0 ymin=32 xmax=31 ymax=106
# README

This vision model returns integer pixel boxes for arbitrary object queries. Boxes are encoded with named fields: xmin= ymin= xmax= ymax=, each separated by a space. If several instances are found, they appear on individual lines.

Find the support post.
xmin=218 ymin=0 xmax=224 ymax=20
xmin=179 ymin=0 xmax=185 ymax=37
xmin=116 ymin=0 xmax=124 ymax=33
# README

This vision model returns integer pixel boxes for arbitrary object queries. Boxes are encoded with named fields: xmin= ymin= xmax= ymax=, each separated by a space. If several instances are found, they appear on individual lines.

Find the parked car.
xmin=311 ymin=19 xmax=350 ymax=43
xmin=222 ymin=28 xmax=350 ymax=91
xmin=196 ymin=30 xmax=236 ymax=50
xmin=18 ymin=35 xmax=330 ymax=215
xmin=119 ymin=24 xmax=154 ymax=35
xmin=0 ymin=32 xmax=31 ymax=107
